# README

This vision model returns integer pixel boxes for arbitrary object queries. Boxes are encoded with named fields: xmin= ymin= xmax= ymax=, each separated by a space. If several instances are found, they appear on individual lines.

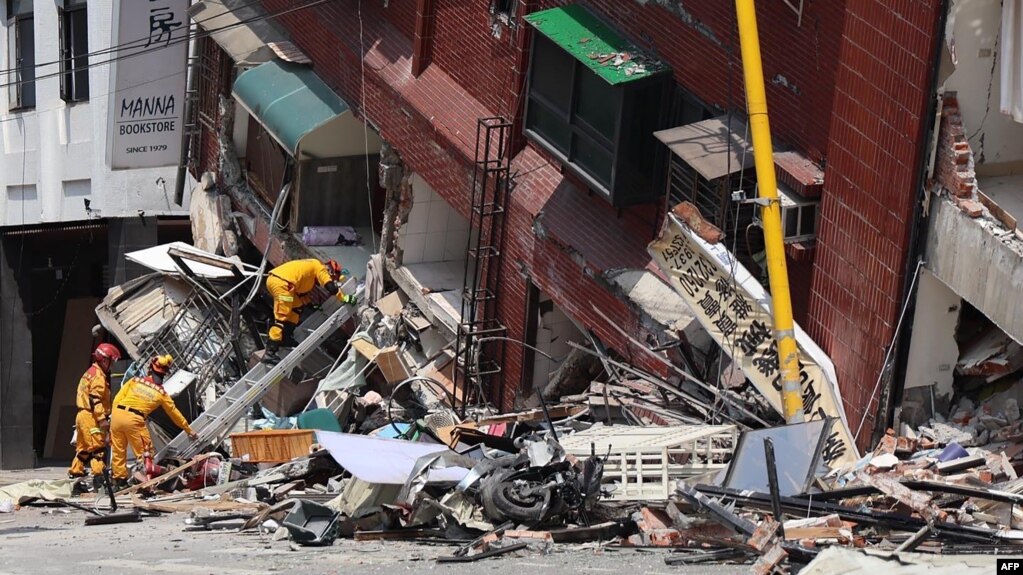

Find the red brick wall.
xmin=251 ymin=0 xmax=944 ymax=431
xmin=805 ymin=2 xmax=944 ymax=446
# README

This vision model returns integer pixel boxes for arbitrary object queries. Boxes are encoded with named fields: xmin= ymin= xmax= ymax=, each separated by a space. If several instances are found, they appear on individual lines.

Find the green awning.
xmin=524 ymin=5 xmax=667 ymax=86
xmin=232 ymin=59 xmax=349 ymax=156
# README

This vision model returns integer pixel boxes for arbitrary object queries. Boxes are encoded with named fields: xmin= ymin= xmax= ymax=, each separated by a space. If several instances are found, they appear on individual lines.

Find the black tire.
xmin=481 ymin=469 xmax=555 ymax=524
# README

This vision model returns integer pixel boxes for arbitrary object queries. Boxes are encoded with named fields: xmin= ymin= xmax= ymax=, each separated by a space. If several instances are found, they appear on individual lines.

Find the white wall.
xmin=531 ymin=292 xmax=583 ymax=391
xmin=0 ymin=0 xmax=190 ymax=227
xmin=298 ymin=113 xmax=384 ymax=159
xmin=398 ymin=174 xmax=469 ymax=264
xmin=904 ymin=269 xmax=961 ymax=398
xmin=945 ymin=0 xmax=1023 ymax=167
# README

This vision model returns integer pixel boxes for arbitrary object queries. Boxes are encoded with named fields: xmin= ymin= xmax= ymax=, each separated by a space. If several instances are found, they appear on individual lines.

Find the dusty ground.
xmin=0 ymin=469 xmax=748 ymax=575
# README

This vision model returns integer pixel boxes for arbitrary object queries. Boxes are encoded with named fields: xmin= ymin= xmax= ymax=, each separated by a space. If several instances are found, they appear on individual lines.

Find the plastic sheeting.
xmin=315 ymin=334 xmax=371 ymax=394
xmin=315 ymin=431 xmax=470 ymax=485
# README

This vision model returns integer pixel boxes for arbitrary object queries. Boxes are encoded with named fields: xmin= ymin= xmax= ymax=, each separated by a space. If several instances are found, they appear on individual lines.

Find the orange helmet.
xmin=325 ymin=259 xmax=342 ymax=280
xmin=93 ymin=343 xmax=121 ymax=367
xmin=149 ymin=354 xmax=174 ymax=376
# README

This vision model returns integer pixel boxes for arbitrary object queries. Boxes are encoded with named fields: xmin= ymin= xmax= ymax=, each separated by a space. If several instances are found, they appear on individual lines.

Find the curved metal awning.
xmin=232 ymin=59 xmax=350 ymax=156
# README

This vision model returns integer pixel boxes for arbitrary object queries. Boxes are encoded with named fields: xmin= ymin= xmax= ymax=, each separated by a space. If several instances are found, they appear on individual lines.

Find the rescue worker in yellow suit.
xmin=68 ymin=343 xmax=121 ymax=491
xmin=264 ymin=259 xmax=356 ymax=363
xmin=109 ymin=355 xmax=198 ymax=491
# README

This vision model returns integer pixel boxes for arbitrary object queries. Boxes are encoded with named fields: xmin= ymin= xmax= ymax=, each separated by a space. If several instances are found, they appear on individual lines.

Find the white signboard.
xmin=649 ymin=210 xmax=858 ymax=467
xmin=107 ymin=0 xmax=189 ymax=169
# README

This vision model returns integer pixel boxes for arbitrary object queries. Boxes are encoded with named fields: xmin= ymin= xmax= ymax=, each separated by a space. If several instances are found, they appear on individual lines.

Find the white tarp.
xmin=315 ymin=431 xmax=470 ymax=484
xmin=126 ymin=242 xmax=254 ymax=279
xmin=649 ymin=211 xmax=857 ymax=466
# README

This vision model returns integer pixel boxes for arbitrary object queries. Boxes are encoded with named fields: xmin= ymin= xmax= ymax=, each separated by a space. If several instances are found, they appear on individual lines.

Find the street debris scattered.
xmin=5 ymin=241 xmax=1017 ymax=573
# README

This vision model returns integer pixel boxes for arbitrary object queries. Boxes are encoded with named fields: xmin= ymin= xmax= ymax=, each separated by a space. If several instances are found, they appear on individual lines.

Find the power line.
xmin=0 ymin=0 xmax=329 ymax=90
xmin=0 ymin=0 xmax=276 ymax=78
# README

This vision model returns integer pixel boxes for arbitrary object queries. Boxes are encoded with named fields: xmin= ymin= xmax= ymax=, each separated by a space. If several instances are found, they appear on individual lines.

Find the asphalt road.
xmin=0 ymin=505 xmax=751 ymax=575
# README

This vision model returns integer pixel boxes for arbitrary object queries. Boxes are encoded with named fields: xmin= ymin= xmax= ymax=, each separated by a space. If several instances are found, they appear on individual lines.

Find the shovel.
xmin=82 ymin=440 xmax=142 ymax=526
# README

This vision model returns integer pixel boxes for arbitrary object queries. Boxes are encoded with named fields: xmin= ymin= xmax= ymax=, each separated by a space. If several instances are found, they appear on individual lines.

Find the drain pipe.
xmin=876 ymin=0 xmax=952 ymax=444
xmin=174 ymin=16 xmax=200 ymax=207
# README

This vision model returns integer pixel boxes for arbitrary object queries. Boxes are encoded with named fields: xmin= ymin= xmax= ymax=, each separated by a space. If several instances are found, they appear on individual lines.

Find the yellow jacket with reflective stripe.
xmin=113 ymin=376 xmax=193 ymax=434
xmin=268 ymin=259 xmax=333 ymax=295
xmin=75 ymin=364 xmax=110 ymax=421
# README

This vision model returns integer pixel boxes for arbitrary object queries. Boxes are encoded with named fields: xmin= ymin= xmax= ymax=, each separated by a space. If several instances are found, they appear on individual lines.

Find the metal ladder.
xmin=156 ymin=280 xmax=362 ymax=461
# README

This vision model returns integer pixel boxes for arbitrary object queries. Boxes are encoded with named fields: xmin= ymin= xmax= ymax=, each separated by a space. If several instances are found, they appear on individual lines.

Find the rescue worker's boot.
xmin=71 ymin=476 xmax=94 ymax=496
xmin=282 ymin=322 xmax=298 ymax=348
xmin=111 ymin=478 xmax=130 ymax=493
xmin=262 ymin=340 xmax=282 ymax=365
xmin=92 ymin=474 xmax=107 ymax=494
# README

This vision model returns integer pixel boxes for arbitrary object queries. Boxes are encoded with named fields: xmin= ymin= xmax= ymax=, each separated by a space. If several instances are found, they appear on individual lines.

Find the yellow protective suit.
xmin=265 ymin=259 xmax=343 ymax=343
xmin=110 ymin=376 xmax=194 ymax=480
xmin=68 ymin=363 xmax=110 ymax=477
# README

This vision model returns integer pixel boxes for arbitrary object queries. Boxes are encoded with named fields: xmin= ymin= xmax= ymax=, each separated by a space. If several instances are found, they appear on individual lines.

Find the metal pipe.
xmin=174 ymin=16 xmax=200 ymax=207
xmin=734 ymin=0 xmax=804 ymax=423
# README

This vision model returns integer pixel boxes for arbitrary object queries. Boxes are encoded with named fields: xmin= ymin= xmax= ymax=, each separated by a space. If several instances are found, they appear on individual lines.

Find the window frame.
xmin=6 ymin=0 xmax=35 ymax=111
xmin=58 ymin=0 xmax=89 ymax=103
xmin=524 ymin=33 xmax=625 ymax=200
xmin=524 ymin=32 xmax=671 ymax=206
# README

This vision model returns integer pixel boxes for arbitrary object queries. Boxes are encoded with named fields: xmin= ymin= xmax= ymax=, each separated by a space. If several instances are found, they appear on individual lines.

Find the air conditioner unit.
xmin=755 ymin=183 xmax=819 ymax=244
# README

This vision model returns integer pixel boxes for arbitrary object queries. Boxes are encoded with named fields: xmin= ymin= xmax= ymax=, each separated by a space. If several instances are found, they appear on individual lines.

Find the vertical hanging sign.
xmin=107 ymin=0 xmax=189 ymax=169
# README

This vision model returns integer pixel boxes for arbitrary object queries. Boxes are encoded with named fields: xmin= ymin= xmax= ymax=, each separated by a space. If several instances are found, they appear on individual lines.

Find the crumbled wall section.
xmin=934 ymin=98 xmax=985 ymax=218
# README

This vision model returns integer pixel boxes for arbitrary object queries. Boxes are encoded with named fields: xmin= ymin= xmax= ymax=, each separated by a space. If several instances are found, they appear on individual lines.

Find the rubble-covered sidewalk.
xmin=0 ymin=239 xmax=1013 ymax=575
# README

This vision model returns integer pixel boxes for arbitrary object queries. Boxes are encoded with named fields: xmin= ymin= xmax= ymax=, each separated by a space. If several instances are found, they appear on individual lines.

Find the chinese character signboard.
xmin=106 ymin=0 xmax=189 ymax=169
xmin=649 ymin=210 xmax=858 ymax=466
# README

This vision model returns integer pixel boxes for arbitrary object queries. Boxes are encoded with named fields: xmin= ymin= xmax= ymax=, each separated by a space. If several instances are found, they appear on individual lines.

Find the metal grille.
xmin=133 ymin=288 xmax=240 ymax=398
xmin=196 ymin=36 xmax=232 ymax=132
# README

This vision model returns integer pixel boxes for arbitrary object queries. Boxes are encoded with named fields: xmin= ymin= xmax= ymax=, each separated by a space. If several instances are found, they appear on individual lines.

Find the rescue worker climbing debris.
xmin=109 ymin=355 xmax=198 ymax=492
xmin=263 ymin=258 xmax=356 ymax=364
xmin=68 ymin=343 xmax=121 ymax=492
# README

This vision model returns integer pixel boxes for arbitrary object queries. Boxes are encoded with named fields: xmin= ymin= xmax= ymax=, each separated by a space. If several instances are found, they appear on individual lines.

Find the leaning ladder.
xmin=156 ymin=279 xmax=362 ymax=461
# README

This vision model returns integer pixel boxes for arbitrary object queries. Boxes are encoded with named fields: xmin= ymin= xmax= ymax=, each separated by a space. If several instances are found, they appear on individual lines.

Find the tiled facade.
xmin=195 ymin=1 xmax=946 ymax=442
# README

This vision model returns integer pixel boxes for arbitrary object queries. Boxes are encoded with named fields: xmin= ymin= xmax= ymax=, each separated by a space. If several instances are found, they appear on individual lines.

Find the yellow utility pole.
xmin=735 ymin=0 xmax=805 ymax=423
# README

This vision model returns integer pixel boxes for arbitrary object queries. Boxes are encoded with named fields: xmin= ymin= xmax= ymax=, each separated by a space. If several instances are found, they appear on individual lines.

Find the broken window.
xmin=6 ymin=0 xmax=35 ymax=110
xmin=490 ymin=0 xmax=519 ymax=27
xmin=524 ymin=32 xmax=669 ymax=207
xmin=58 ymin=0 xmax=88 ymax=103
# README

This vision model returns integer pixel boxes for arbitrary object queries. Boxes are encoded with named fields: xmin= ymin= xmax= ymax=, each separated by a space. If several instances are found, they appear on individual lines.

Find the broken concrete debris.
xmin=15 ymin=241 xmax=1015 ymax=571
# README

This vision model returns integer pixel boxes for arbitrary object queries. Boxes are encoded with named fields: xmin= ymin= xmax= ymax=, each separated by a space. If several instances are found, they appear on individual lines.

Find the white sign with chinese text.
xmin=107 ymin=0 xmax=190 ymax=169
xmin=649 ymin=211 xmax=858 ymax=466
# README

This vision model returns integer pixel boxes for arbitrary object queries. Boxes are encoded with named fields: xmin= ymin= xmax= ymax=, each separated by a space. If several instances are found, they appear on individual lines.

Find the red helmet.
xmin=325 ymin=259 xmax=342 ymax=280
xmin=93 ymin=343 xmax=121 ymax=366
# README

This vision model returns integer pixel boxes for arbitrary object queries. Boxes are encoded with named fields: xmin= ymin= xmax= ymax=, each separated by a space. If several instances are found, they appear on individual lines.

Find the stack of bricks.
xmin=935 ymin=97 xmax=984 ymax=218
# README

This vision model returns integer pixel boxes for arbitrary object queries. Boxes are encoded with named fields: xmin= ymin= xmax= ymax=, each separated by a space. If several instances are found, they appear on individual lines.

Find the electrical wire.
xmin=356 ymin=0 xmax=378 ymax=253
xmin=853 ymin=258 xmax=925 ymax=441
xmin=239 ymin=181 xmax=292 ymax=310
xmin=0 ymin=0 xmax=331 ymax=90
xmin=0 ymin=0 xmax=275 ymax=78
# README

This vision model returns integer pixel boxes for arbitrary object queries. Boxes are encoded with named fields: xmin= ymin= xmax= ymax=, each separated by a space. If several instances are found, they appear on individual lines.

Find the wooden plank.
xmin=116 ymin=453 xmax=217 ymax=496
xmin=131 ymin=496 xmax=266 ymax=514
xmin=351 ymin=338 xmax=380 ymax=362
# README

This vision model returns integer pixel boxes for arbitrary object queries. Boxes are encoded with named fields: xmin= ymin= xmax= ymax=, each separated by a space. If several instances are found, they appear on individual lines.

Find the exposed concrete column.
xmin=0 ymin=236 xmax=34 ymax=469
xmin=378 ymin=142 xmax=411 ymax=262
